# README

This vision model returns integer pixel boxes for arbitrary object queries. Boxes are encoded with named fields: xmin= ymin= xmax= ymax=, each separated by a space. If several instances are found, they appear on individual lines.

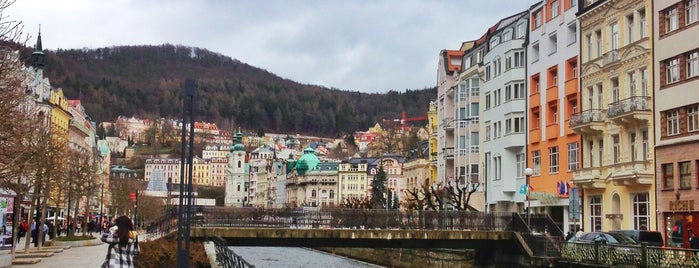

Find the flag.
xmin=518 ymin=184 xmax=527 ymax=195
xmin=528 ymin=184 xmax=534 ymax=194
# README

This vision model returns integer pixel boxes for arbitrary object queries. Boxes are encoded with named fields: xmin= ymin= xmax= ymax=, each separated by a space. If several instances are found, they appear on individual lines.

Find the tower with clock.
xmin=224 ymin=129 xmax=248 ymax=207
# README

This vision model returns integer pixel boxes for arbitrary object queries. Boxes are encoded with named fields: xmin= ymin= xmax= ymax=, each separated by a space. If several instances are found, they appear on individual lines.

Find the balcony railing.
xmin=569 ymin=109 xmax=606 ymax=128
xmin=441 ymin=117 xmax=454 ymax=129
xmin=443 ymin=147 xmax=454 ymax=158
xmin=607 ymin=96 xmax=650 ymax=118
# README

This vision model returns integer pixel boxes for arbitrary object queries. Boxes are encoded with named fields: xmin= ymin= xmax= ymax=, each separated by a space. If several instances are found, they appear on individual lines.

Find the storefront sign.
xmin=669 ymin=199 xmax=695 ymax=211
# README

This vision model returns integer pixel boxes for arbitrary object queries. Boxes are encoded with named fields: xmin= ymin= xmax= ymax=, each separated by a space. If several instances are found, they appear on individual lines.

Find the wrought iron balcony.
xmin=569 ymin=109 xmax=606 ymax=134
xmin=607 ymin=96 xmax=651 ymax=125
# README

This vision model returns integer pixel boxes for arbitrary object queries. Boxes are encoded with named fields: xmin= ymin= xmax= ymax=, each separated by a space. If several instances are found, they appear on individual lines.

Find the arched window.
xmin=311 ymin=190 xmax=317 ymax=198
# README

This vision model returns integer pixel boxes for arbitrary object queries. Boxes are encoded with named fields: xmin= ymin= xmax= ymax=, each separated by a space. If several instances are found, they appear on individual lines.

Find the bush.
xmin=134 ymin=237 xmax=210 ymax=268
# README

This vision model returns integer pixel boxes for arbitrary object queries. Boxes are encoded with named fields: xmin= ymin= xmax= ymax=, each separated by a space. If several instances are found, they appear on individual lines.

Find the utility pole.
xmin=177 ymin=79 xmax=196 ymax=268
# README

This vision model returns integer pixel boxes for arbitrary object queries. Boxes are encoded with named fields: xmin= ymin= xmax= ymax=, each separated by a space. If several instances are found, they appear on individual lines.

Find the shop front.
xmin=662 ymin=199 xmax=698 ymax=248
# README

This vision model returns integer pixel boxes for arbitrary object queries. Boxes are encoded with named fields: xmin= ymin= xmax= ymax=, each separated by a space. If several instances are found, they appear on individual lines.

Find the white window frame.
xmin=688 ymin=105 xmax=699 ymax=132
xmin=568 ymin=142 xmax=579 ymax=171
xmin=532 ymin=150 xmax=541 ymax=176
xmin=516 ymin=153 xmax=525 ymax=178
xmin=688 ymin=52 xmax=699 ymax=78
xmin=666 ymin=7 xmax=679 ymax=33
xmin=549 ymin=146 xmax=559 ymax=174
xmin=612 ymin=134 xmax=620 ymax=164
xmin=632 ymin=193 xmax=650 ymax=231
xmin=590 ymin=195 xmax=603 ymax=232
xmin=667 ymin=58 xmax=680 ymax=84
xmin=667 ymin=110 xmax=680 ymax=136
xmin=687 ymin=0 xmax=698 ymax=25
xmin=551 ymin=0 xmax=559 ymax=18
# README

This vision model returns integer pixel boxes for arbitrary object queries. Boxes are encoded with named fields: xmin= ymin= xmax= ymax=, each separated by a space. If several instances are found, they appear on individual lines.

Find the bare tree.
xmin=403 ymin=178 xmax=480 ymax=211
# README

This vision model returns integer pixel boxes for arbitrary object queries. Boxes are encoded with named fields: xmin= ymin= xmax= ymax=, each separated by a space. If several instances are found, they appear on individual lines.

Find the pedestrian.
xmin=689 ymin=229 xmax=699 ymax=258
xmin=101 ymin=215 xmax=139 ymax=268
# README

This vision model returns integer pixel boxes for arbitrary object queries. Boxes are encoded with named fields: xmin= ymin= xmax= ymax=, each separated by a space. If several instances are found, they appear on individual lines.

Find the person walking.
xmin=101 ymin=215 xmax=139 ymax=268
xmin=689 ymin=229 xmax=699 ymax=260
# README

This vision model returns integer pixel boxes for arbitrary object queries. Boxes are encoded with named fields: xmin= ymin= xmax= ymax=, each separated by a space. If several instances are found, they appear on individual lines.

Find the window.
xmin=627 ymin=14 xmax=634 ymax=44
xmin=494 ymin=155 xmax=501 ymax=181
xmin=667 ymin=110 xmax=680 ymax=136
xmin=514 ymin=51 xmax=525 ymax=67
xmin=642 ymin=130 xmax=649 ymax=160
xmin=688 ymin=105 xmax=699 ymax=132
xmin=548 ymin=67 xmax=558 ymax=87
xmin=485 ymin=124 xmax=491 ymax=141
xmin=470 ymin=102 xmax=479 ymax=117
xmin=610 ymin=22 xmax=619 ymax=50
xmin=588 ymin=140 xmax=594 ymax=168
xmin=567 ymin=23 xmax=577 ymax=45
xmin=485 ymin=94 xmax=491 ymax=110
xmin=532 ymin=74 xmax=541 ymax=93
xmin=552 ymin=1 xmax=559 ymax=18
xmin=490 ymin=37 xmax=500 ymax=49
xmin=470 ymin=132 xmax=479 ymax=146
xmin=568 ymin=142 xmax=579 ymax=171
xmin=687 ymin=52 xmax=699 ymax=78
xmin=639 ymin=9 xmax=647 ymax=38
xmin=612 ymin=134 xmax=620 ymax=164
xmin=517 ymin=22 xmax=526 ymax=38
xmin=502 ymin=29 xmax=512 ymax=42
xmin=611 ymin=77 xmax=620 ymax=103
xmin=470 ymin=77 xmax=479 ymax=96
xmin=585 ymin=34 xmax=593 ymax=61
xmin=459 ymin=135 xmax=466 ymax=149
xmin=641 ymin=68 xmax=648 ymax=96
xmin=666 ymin=7 xmax=679 ymax=33
xmin=590 ymin=195 xmax=602 ymax=232
xmin=533 ymin=150 xmax=541 ymax=176
xmin=688 ymin=0 xmax=698 ymax=25
xmin=534 ymin=10 xmax=542 ymax=29
xmin=516 ymin=153 xmax=525 ymax=178
xmin=549 ymin=146 xmax=559 ymax=174
xmin=549 ymin=33 xmax=558 ymax=55
xmin=628 ymin=71 xmax=637 ymax=96
xmin=463 ymin=56 xmax=472 ymax=69
xmin=494 ymin=88 xmax=501 ymax=106
xmin=680 ymin=161 xmax=691 ymax=189
xmin=630 ymin=132 xmax=637 ymax=162
xmin=485 ymin=65 xmax=492 ymax=80
xmin=514 ymin=82 xmax=525 ymax=99
xmin=662 ymin=163 xmax=674 ymax=189
xmin=532 ymin=42 xmax=540 ymax=62
xmin=595 ymin=30 xmax=602 ymax=58
xmin=532 ymin=109 xmax=541 ymax=129
xmin=667 ymin=58 xmax=680 ymax=84
xmin=598 ymin=139 xmax=604 ymax=167
xmin=632 ymin=193 xmax=650 ymax=231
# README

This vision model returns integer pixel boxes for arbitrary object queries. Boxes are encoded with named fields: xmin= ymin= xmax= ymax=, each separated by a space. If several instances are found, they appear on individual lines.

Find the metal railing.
xmin=607 ymin=96 xmax=651 ymax=118
xmin=196 ymin=207 xmax=515 ymax=231
xmin=211 ymin=236 xmax=256 ymax=268
xmin=560 ymin=241 xmax=699 ymax=267
xmin=569 ymin=109 xmax=606 ymax=128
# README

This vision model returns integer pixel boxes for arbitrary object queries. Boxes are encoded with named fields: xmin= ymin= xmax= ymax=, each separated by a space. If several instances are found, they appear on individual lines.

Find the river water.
xmin=229 ymin=247 xmax=385 ymax=268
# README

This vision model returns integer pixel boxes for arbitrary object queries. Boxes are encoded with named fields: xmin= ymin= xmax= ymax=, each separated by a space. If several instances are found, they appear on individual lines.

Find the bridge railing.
xmin=196 ymin=207 xmax=515 ymax=231
xmin=144 ymin=207 xmax=179 ymax=241
xmin=211 ymin=235 xmax=256 ymax=268
xmin=559 ymin=241 xmax=699 ymax=267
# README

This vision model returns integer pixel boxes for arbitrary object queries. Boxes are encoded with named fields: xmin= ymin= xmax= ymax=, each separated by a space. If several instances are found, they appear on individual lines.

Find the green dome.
xmin=295 ymin=147 xmax=319 ymax=175
xmin=233 ymin=143 xmax=245 ymax=151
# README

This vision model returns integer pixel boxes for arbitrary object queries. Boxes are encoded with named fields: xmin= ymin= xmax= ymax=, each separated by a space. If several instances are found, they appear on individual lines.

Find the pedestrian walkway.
xmin=0 ymin=233 xmax=110 ymax=267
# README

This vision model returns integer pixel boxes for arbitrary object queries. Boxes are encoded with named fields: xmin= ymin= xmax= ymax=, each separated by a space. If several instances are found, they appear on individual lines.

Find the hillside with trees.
xmin=27 ymin=44 xmax=435 ymax=137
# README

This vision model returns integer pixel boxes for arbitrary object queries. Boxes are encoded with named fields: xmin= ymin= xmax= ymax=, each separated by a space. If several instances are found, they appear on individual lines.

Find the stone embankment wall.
xmin=317 ymin=248 xmax=475 ymax=268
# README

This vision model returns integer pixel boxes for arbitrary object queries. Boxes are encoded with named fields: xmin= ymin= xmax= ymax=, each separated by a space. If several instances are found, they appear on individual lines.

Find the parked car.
xmin=609 ymin=230 xmax=664 ymax=247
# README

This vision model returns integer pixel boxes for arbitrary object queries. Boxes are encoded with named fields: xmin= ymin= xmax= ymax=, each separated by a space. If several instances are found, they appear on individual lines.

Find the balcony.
xmin=603 ymin=49 xmax=619 ymax=66
xmin=441 ymin=117 xmax=454 ymax=131
xmin=564 ymin=78 xmax=578 ymax=98
xmin=569 ymin=109 xmax=606 ymax=134
xmin=500 ymin=132 xmax=526 ymax=151
xmin=546 ymin=86 xmax=559 ymax=103
xmin=607 ymin=161 xmax=653 ymax=186
xmin=607 ymin=96 xmax=651 ymax=125
xmin=572 ymin=167 xmax=606 ymax=189
xmin=442 ymin=147 xmax=454 ymax=160
xmin=530 ymin=128 xmax=542 ymax=143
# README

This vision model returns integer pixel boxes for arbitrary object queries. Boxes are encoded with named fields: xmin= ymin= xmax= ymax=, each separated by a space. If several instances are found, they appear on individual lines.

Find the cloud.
xmin=8 ymin=0 xmax=534 ymax=93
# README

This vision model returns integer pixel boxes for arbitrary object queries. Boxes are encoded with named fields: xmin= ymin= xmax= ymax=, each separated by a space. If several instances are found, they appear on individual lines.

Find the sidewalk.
xmin=1 ymin=233 xmax=109 ymax=267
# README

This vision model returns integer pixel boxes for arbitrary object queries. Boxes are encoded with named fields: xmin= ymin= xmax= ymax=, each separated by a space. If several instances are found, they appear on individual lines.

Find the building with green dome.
xmin=286 ymin=147 xmax=339 ymax=207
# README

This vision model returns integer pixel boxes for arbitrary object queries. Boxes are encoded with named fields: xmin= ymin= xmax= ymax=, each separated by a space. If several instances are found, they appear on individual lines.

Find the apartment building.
xmin=286 ymin=148 xmax=339 ymax=207
xmin=338 ymin=158 xmax=375 ymax=201
xmin=428 ymin=101 xmax=438 ymax=183
xmin=436 ymin=49 xmax=464 ymax=186
xmin=654 ymin=0 xmax=699 ymax=246
xmin=481 ymin=11 xmax=530 ymax=212
xmin=572 ymin=0 xmax=655 ymax=232
xmin=526 ymin=0 xmax=580 ymax=233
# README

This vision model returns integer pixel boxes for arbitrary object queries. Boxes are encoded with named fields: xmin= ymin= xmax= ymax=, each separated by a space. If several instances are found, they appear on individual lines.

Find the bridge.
xmin=146 ymin=207 xmax=699 ymax=267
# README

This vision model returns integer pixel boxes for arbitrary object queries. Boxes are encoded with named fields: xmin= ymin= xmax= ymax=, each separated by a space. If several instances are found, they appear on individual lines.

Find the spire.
xmin=32 ymin=25 xmax=46 ymax=69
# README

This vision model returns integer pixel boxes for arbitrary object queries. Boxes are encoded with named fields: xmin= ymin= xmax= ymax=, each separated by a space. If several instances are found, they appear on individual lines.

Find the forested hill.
xmin=32 ymin=44 xmax=435 ymax=137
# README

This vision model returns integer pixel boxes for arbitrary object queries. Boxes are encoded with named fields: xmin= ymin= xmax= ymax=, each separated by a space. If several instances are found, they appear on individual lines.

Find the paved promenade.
xmin=0 ymin=233 xmax=111 ymax=267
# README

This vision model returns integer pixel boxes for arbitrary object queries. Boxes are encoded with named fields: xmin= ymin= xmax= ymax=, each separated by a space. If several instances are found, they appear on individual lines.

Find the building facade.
xmin=573 ymin=0 xmax=655 ymax=232
xmin=526 ymin=0 xmax=580 ymax=233
xmin=436 ymin=49 xmax=464 ymax=188
xmin=481 ymin=11 xmax=530 ymax=212
xmin=653 ymin=0 xmax=699 ymax=246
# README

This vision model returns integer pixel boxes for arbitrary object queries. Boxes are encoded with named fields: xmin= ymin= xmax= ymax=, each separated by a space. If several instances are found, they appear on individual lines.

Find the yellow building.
xmin=572 ymin=0 xmax=655 ymax=232
xmin=427 ymin=101 xmax=438 ymax=183
xmin=49 ymin=88 xmax=71 ymax=141
xmin=338 ymin=158 xmax=373 ymax=201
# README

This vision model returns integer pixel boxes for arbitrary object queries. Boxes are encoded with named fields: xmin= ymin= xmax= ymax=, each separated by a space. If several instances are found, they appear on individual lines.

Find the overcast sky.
xmin=7 ymin=0 xmax=534 ymax=93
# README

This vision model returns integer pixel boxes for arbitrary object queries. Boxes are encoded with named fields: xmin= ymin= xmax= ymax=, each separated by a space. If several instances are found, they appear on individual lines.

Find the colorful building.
xmin=526 ymin=0 xmax=580 ymax=233
xmin=653 ymin=0 xmax=699 ymax=247
xmin=572 ymin=0 xmax=655 ymax=232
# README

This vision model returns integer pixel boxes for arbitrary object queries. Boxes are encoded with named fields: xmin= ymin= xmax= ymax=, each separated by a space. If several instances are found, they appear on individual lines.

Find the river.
xmin=229 ymin=247 xmax=385 ymax=268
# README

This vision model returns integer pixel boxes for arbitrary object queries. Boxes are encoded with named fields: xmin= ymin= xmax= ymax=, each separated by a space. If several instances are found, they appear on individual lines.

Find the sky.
xmin=7 ymin=0 xmax=535 ymax=93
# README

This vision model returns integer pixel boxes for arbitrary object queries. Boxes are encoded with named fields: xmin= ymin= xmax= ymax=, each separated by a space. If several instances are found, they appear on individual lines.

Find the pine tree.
xmin=371 ymin=165 xmax=387 ymax=209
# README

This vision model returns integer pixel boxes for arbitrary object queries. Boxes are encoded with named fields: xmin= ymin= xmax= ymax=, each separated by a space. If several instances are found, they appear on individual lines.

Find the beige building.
xmin=338 ymin=158 xmax=374 ymax=201
xmin=572 ymin=0 xmax=655 ymax=232
xmin=653 ymin=0 xmax=699 ymax=246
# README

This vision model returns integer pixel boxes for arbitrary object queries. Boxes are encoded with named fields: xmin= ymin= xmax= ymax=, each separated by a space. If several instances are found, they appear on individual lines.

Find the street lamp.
xmin=524 ymin=167 xmax=534 ymax=229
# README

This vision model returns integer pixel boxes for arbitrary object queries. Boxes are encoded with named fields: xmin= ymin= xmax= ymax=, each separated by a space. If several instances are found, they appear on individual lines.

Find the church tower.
xmin=224 ymin=129 xmax=248 ymax=207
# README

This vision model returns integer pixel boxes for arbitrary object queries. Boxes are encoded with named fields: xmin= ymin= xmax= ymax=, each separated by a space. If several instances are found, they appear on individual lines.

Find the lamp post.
xmin=524 ymin=167 xmax=534 ymax=229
